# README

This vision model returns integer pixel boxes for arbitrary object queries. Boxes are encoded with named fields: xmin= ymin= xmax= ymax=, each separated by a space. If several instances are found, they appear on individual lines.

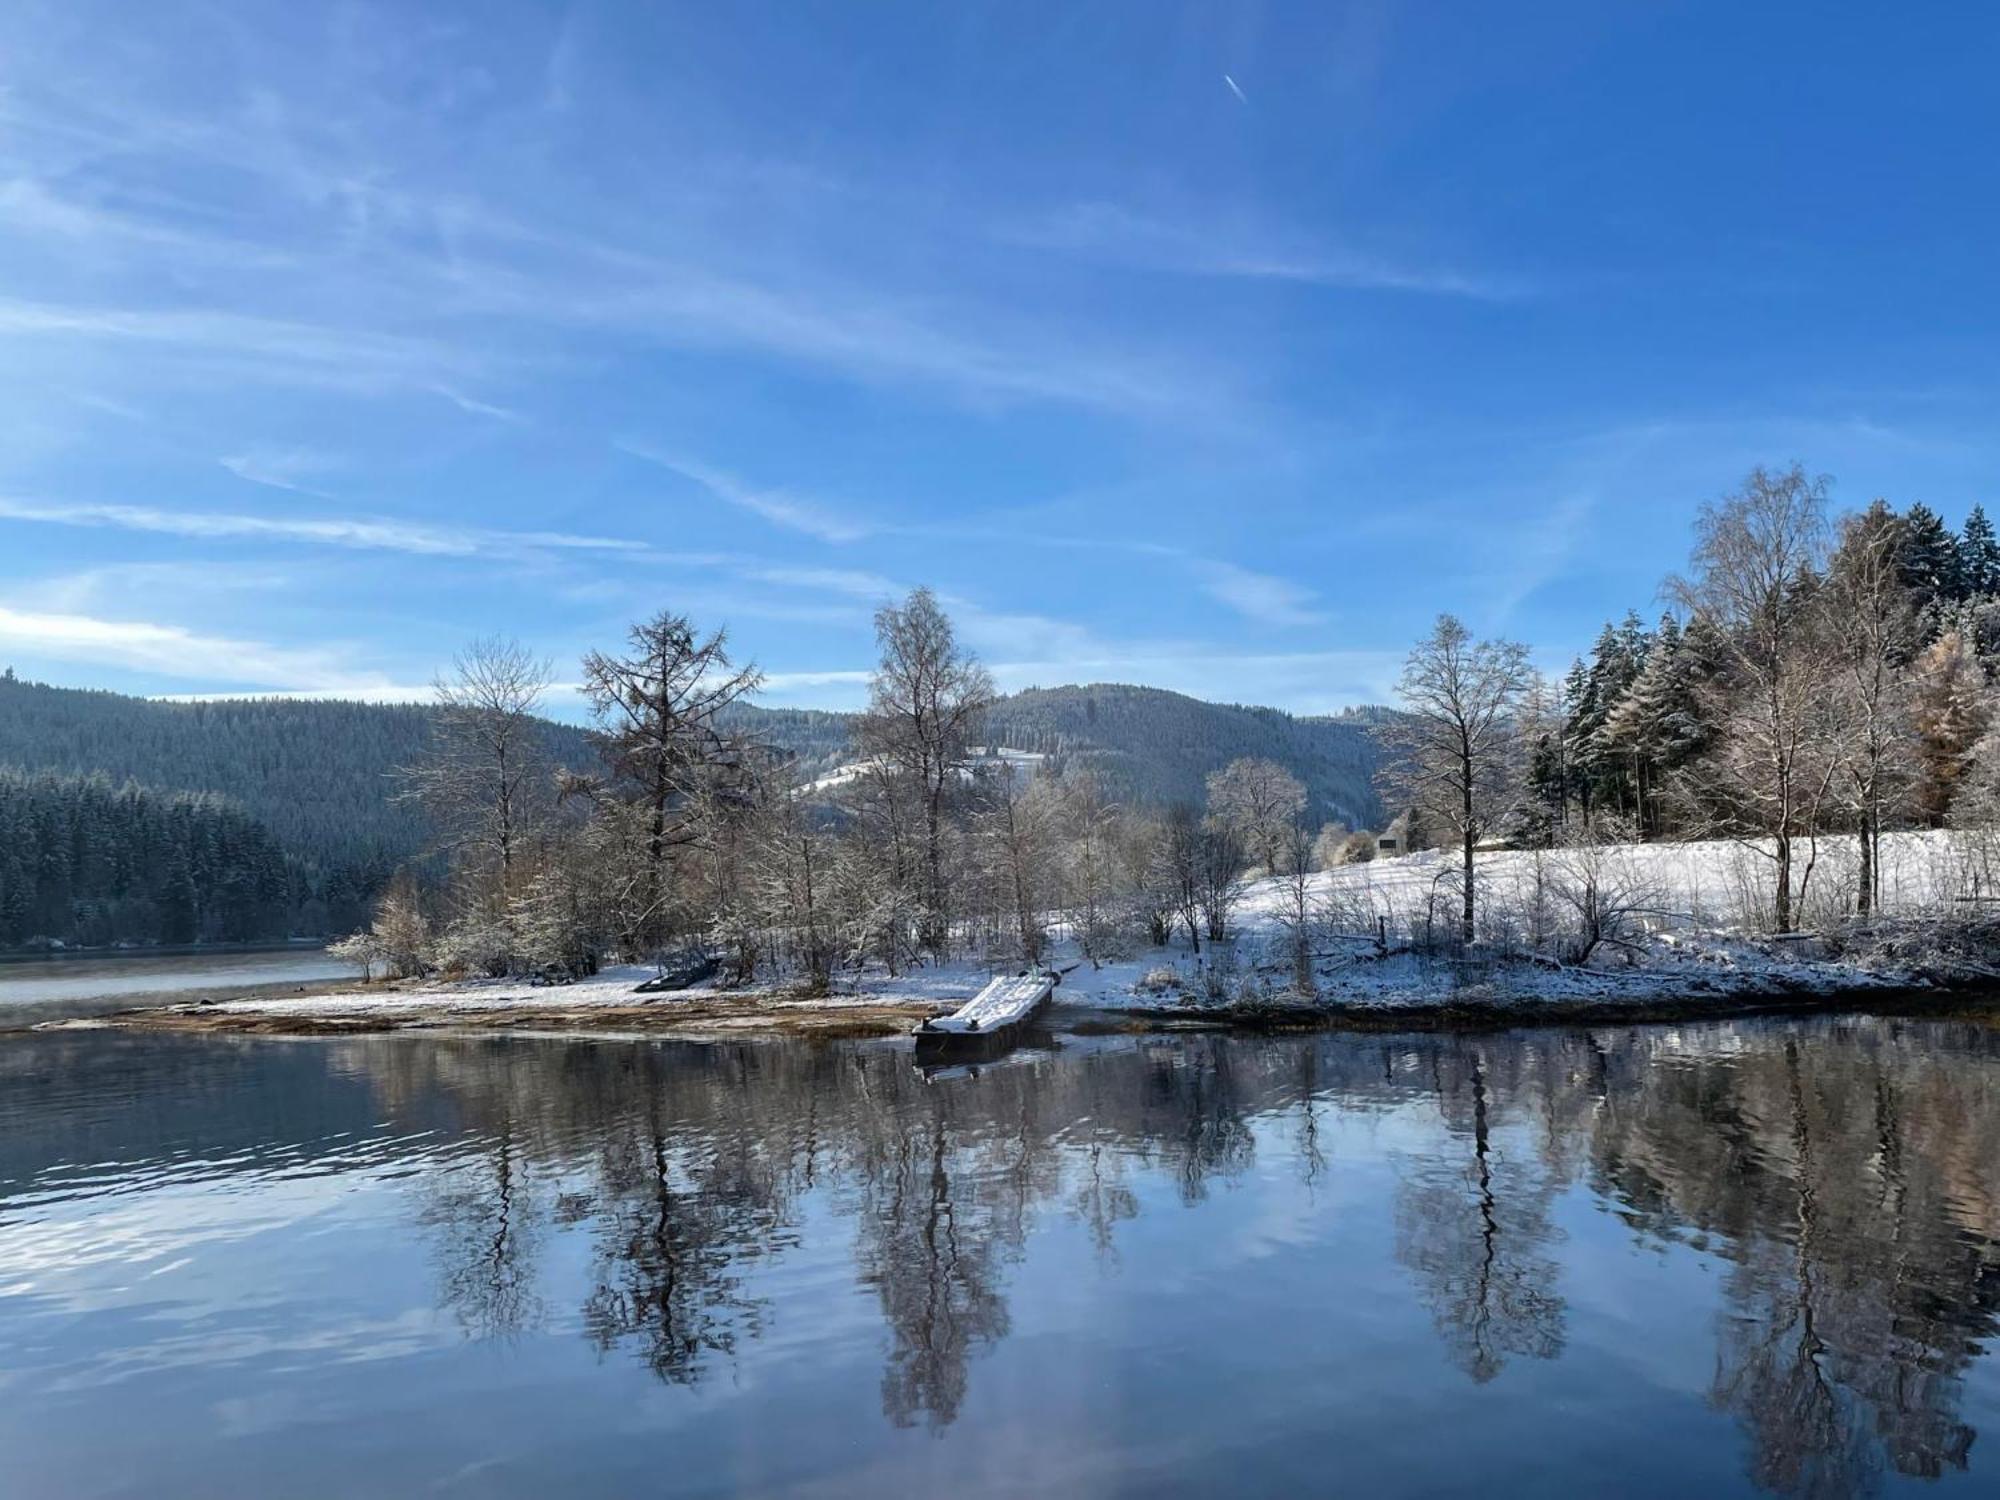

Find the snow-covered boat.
xmin=913 ymin=969 xmax=1056 ymax=1057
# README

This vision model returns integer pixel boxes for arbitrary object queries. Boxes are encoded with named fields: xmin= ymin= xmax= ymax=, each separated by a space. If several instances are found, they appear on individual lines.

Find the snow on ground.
xmin=800 ymin=747 xmax=1048 ymax=799
xmin=171 ymin=831 xmax=2000 ymax=1030
xmin=1239 ymin=829 xmax=1985 ymax=937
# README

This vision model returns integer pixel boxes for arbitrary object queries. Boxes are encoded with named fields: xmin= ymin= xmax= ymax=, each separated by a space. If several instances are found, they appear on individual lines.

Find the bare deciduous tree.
xmin=1824 ymin=502 xmax=1919 ymax=914
xmin=1195 ymin=817 xmax=1246 ymax=944
xmin=1205 ymin=756 xmax=1307 ymax=874
xmin=399 ymin=636 xmax=554 ymax=893
xmin=1380 ymin=614 xmax=1532 ymax=943
xmin=1666 ymin=465 xmax=1835 ymax=931
xmin=970 ymin=760 xmax=1061 ymax=964
xmin=1547 ymin=816 xmax=1665 ymax=963
xmin=1273 ymin=816 xmax=1318 ymax=996
xmin=857 ymin=587 xmax=995 ymax=960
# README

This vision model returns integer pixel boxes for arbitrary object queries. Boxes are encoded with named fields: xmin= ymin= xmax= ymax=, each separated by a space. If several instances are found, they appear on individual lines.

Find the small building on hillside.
xmin=1375 ymin=811 xmax=1414 ymax=858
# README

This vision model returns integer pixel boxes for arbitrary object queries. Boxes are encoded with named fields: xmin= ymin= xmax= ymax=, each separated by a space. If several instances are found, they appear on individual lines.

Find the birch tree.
xmin=1824 ymin=503 xmax=1919 ymax=913
xmin=1666 ymin=465 xmax=1835 ymax=931
xmin=857 ymin=588 xmax=995 ymax=960
xmin=399 ymin=636 xmax=554 ymax=896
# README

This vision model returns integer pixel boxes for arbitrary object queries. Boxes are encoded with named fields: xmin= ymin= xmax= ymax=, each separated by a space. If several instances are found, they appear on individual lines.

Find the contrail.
xmin=1223 ymin=74 xmax=1247 ymax=104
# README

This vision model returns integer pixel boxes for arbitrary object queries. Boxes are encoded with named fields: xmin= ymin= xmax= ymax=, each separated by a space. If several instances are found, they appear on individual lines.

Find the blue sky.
xmin=1 ymin=1 xmax=1996 ymax=715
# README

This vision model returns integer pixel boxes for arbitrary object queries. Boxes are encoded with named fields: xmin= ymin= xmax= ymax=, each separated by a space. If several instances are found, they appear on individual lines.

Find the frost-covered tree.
xmin=350 ymin=874 xmax=433 ymax=979
xmin=1055 ymin=771 xmax=1130 ymax=964
xmin=1379 ymin=614 xmax=1532 ymax=943
xmin=1154 ymin=803 xmax=1207 ymax=952
xmin=1909 ymin=630 xmax=1988 ymax=827
xmin=1204 ymin=756 xmax=1307 ymax=874
xmin=857 ymin=588 xmax=995 ymax=959
xmin=1666 ymin=465 xmax=1836 ymax=930
xmin=1824 ymin=503 xmax=1920 ymax=910
xmin=580 ymin=611 xmax=763 ymax=953
xmin=1959 ymin=504 xmax=2000 ymax=599
xmin=1310 ymin=821 xmax=1351 ymax=871
xmin=1900 ymin=503 xmax=1965 ymax=619
xmin=969 ymin=760 xmax=1062 ymax=963
xmin=397 ymin=638 xmax=556 ymax=968
xmin=1194 ymin=817 xmax=1246 ymax=944
xmin=1272 ymin=816 xmax=1317 ymax=997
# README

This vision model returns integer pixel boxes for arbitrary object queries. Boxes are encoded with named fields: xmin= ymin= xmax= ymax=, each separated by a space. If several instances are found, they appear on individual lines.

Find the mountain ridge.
xmin=0 ymin=675 xmax=1391 ymax=879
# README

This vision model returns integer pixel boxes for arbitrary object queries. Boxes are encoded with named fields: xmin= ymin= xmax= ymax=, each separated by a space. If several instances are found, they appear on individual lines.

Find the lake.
xmin=0 ymin=947 xmax=359 ymax=1023
xmin=2 ymin=1017 xmax=1998 ymax=1498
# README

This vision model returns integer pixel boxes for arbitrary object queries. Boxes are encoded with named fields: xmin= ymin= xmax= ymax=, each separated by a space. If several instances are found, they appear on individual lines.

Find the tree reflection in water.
xmin=353 ymin=1017 xmax=2000 ymax=1492
xmin=1393 ymin=1046 xmax=1566 ymax=1382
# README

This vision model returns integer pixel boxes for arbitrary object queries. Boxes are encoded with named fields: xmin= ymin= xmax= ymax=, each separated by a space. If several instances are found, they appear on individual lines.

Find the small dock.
xmin=914 ymin=970 xmax=1055 ymax=1056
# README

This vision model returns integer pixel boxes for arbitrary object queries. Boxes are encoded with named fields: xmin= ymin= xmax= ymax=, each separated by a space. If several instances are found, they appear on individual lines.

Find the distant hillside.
xmin=984 ymin=685 xmax=1387 ymax=829
xmin=0 ymin=676 xmax=1390 ymax=910
xmin=0 ymin=767 xmax=308 ymax=948
xmin=0 ymin=676 xmax=593 ymax=882
xmin=733 ymin=683 xmax=1389 ymax=830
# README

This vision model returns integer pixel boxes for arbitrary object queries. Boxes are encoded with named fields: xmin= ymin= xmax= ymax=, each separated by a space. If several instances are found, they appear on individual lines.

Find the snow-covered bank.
xmin=84 ymin=832 xmax=2000 ymax=1038
xmin=1175 ymin=830 xmax=2000 ymax=1016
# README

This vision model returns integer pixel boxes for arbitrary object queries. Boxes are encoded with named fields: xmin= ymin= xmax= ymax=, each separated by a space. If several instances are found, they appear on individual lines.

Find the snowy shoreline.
xmin=69 ymin=834 xmax=2000 ymax=1039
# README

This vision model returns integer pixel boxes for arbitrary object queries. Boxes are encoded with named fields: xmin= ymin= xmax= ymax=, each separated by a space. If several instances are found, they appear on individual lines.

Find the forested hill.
xmin=983 ymin=685 xmax=1387 ymax=828
xmin=0 ymin=676 xmax=594 ymax=881
xmin=0 ymin=769 xmax=305 ymax=947
xmin=1 ymin=675 xmax=1388 ymax=932
xmin=730 ymin=684 xmax=1390 ymax=829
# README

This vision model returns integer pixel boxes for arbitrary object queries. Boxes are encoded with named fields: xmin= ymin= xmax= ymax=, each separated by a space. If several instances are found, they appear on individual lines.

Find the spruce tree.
xmin=1960 ymin=504 xmax=2000 ymax=598
xmin=1901 ymin=503 xmax=1966 ymax=612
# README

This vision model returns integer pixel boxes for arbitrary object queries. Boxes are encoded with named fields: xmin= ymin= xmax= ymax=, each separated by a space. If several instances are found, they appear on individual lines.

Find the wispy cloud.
xmin=0 ymin=296 xmax=483 ymax=393
xmin=760 ymin=668 xmax=875 ymax=695
xmin=618 ymin=444 xmax=872 ymax=543
xmin=0 ymin=602 xmax=395 ymax=691
xmin=219 ymin=446 xmax=336 ymax=497
xmin=746 ymin=566 xmax=900 ymax=599
xmin=1007 ymin=202 xmax=1530 ymax=299
xmin=430 ymin=385 xmax=523 ymax=423
xmin=0 ymin=497 xmax=649 ymax=559
xmin=1193 ymin=560 xmax=1328 ymax=627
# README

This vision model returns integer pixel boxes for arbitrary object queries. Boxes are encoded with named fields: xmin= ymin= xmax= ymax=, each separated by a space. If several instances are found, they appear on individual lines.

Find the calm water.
xmin=0 ymin=947 xmax=357 ymax=1022
xmin=3 ymin=1019 xmax=1999 ymax=1498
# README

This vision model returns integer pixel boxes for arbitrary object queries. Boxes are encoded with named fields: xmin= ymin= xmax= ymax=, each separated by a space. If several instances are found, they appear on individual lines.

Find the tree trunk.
xmin=1856 ymin=800 xmax=1874 ymax=918
xmin=1774 ymin=830 xmax=1793 ymax=931
xmin=1460 ymin=739 xmax=1476 ymax=944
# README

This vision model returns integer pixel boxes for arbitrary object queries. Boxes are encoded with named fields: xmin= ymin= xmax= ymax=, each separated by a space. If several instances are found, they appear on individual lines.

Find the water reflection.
xmin=4 ymin=1019 xmax=2000 ymax=1496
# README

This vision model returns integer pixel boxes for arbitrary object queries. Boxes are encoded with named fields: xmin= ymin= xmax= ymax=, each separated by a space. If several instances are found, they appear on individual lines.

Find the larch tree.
xmin=580 ymin=610 xmax=763 ymax=952
xmin=1380 ymin=614 xmax=1532 ymax=944
xmin=1909 ymin=630 xmax=1989 ymax=826
xmin=857 ymin=587 xmax=995 ymax=960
